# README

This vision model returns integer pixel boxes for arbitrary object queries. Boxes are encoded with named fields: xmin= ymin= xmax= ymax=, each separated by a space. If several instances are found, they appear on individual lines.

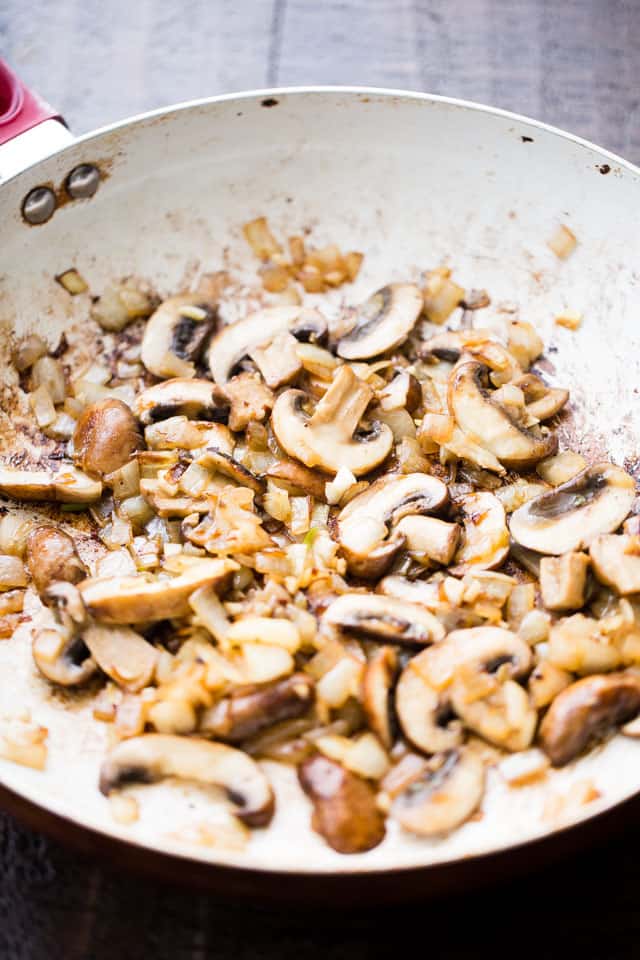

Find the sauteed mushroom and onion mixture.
xmin=1 ymin=218 xmax=639 ymax=855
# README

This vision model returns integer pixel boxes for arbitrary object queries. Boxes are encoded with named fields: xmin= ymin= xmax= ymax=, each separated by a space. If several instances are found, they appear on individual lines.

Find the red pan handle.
xmin=0 ymin=58 xmax=63 ymax=146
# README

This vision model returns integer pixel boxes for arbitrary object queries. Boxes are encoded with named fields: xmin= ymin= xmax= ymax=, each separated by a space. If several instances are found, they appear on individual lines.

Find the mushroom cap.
xmin=73 ymin=398 xmax=143 ymax=479
xmin=133 ymin=378 xmax=229 ymax=425
xmin=141 ymin=295 xmax=217 ymax=378
xmin=589 ymin=534 xmax=640 ymax=596
xmin=362 ymin=646 xmax=398 ymax=749
xmin=336 ymin=284 xmax=423 ymax=360
xmin=26 ymin=525 xmax=86 ymax=595
xmin=271 ymin=366 xmax=393 ymax=477
xmin=99 ymin=734 xmax=275 ymax=827
xmin=395 ymin=650 xmax=463 ymax=754
xmin=32 ymin=626 xmax=96 ymax=687
xmin=208 ymin=305 xmax=307 ymax=385
xmin=391 ymin=748 xmax=485 ymax=836
xmin=509 ymin=462 xmax=635 ymax=555
xmin=79 ymin=558 xmax=237 ymax=624
xmin=298 ymin=753 xmax=386 ymax=853
xmin=323 ymin=593 xmax=445 ymax=645
xmin=539 ymin=673 xmax=640 ymax=767
xmin=448 ymin=361 xmax=557 ymax=468
xmin=83 ymin=624 xmax=158 ymax=692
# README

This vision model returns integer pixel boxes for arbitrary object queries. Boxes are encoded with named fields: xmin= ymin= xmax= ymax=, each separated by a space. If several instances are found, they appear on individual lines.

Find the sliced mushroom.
xmin=249 ymin=331 xmax=303 ymax=389
xmin=337 ymin=473 xmax=449 ymax=577
xmin=99 ymin=734 xmax=275 ymax=827
xmin=362 ymin=646 xmax=398 ymax=749
xmin=421 ymin=330 xmax=522 ymax=386
xmin=133 ymin=378 xmax=229 ymax=425
xmin=26 ymin=525 xmax=86 ymax=595
xmin=79 ymin=558 xmax=237 ymax=624
xmin=141 ymin=295 xmax=217 ymax=378
xmin=74 ymin=399 xmax=143 ymax=479
xmin=266 ymin=459 xmax=330 ymax=500
xmin=324 ymin=593 xmax=444 ymax=645
xmin=379 ymin=370 xmax=422 ymax=414
xmin=197 ymin=449 xmax=264 ymax=495
xmin=450 ymin=491 xmax=509 ymax=575
xmin=336 ymin=284 xmax=423 ymax=360
xmin=208 ymin=305 xmax=322 ymax=385
xmin=509 ymin=463 xmax=635 ymax=555
xmin=539 ymin=673 xmax=640 ymax=766
xmin=0 ymin=466 xmax=102 ymax=503
xmin=391 ymin=748 xmax=485 ymax=836
xmin=83 ymin=624 xmax=158 ymax=692
xmin=272 ymin=365 xmax=393 ymax=476
xmin=395 ymin=515 xmax=460 ymax=566
xmin=395 ymin=650 xmax=463 ymax=754
xmin=448 ymin=362 xmax=557 ymax=468
xmin=539 ymin=552 xmax=590 ymax=611
xmin=589 ymin=535 xmax=640 ymax=596
xmin=224 ymin=373 xmax=275 ymax=432
xmin=513 ymin=373 xmax=569 ymax=421
xmin=200 ymin=673 xmax=315 ymax=743
xmin=32 ymin=623 xmax=96 ymax=686
xmin=297 ymin=753 xmax=386 ymax=853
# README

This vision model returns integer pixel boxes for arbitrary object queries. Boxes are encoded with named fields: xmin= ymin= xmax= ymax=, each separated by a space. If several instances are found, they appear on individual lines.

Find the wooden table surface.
xmin=2 ymin=1 xmax=640 ymax=957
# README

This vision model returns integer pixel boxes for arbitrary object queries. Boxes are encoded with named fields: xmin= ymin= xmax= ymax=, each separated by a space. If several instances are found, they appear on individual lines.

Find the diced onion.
xmin=0 ymin=555 xmax=27 ymax=589
xmin=548 ymin=224 xmax=577 ymax=259
xmin=56 ymin=268 xmax=88 ymax=295
xmin=536 ymin=451 xmax=586 ymax=486
xmin=12 ymin=334 xmax=47 ymax=372
xmin=29 ymin=385 xmax=56 ymax=427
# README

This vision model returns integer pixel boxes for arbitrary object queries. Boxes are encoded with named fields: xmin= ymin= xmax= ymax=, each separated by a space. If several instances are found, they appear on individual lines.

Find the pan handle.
xmin=0 ymin=58 xmax=63 ymax=145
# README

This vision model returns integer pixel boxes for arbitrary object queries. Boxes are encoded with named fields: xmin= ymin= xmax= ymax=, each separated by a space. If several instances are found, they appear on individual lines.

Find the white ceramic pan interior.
xmin=0 ymin=88 xmax=639 ymax=874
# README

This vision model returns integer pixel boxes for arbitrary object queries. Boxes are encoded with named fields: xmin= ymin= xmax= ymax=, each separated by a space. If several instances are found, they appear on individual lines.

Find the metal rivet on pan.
xmin=22 ymin=186 xmax=56 ymax=225
xmin=66 ymin=163 xmax=100 ymax=199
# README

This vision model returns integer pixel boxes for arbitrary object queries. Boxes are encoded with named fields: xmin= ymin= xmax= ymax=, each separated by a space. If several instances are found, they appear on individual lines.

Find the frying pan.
xmin=1 ymin=57 xmax=640 ymax=903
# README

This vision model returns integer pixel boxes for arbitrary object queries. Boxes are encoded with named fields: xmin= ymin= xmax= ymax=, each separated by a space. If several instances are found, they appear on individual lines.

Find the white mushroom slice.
xmin=450 ymin=491 xmax=509 ymax=575
xmin=133 ymin=378 xmax=229 ymax=425
xmin=32 ymin=624 xmax=96 ymax=687
xmin=451 ymin=678 xmax=536 ymax=752
xmin=589 ymin=535 xmax=640 ymax=596
xmin=391 ymin=748 xmax=485 ymax=836
xmin=337 ymin=284 xmax=423 ymax=360
xmin=141 ymin=295 xmax=217 ymax=378
xmin=208 ymin=305 xmax=322 ymax=385
xmin=196 ymin=448 xmax=264 ymax=495
xmin=448 ymin=362 xmax=557 ymax=468
xmin=509 ymin=463 xmax=636 ymax=555
xmin=540 ymin=673 xmax=640 ymax=767
xmin=513 ymin=373 xmax=569 ymax=421
xmin=395 ymin=651 xmax=463 ymax=754
xmin=271 ymin=365 xmax=393 ymax=476
xmin=0 ymin=466 xmax=102 ymax=503
xmin=249 ymin=331 xmax=302 ymax=388
xmin=79 ymin=559 xmax=237 ymax=623
xmin=337 ymin=473 xmax=449 ymax=577
xmin=83 ymin=624 xmax=158 ymax=692
xmin=99 ymin=734 xmax=275 ymax=827
xmin=395 ymin=515 xmax=460 ymax=566
xmin=362 ymin=646 xmax=398 ymax=749
xmin=421 ymin=330 xmax=522 ymax=386
xmin=323 ymin=593 xmax=445 ymax=645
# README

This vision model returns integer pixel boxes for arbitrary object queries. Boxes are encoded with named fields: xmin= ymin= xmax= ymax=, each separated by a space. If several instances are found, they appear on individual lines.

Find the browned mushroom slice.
xmin=83 ymin=624 xmax=158 ymax=692
xmin=448 ymin=361 xmax=557 ymax=468
xmin=249 ymin=331 xmax=303 ymax=388
xmin=337 ymin=473 xmax=449 ymax=578
xmin=224 ymin=373 xmax=275 ymax=432
xmin=271 ymin=365 xmax=393 ymax=476
xmin=0 ymin=466 xmax=102 ymax=503
xmin=509 ymin=463 xmax=635 ymax=555
xmin=395 ymin=649 xmax=463 ymax=754
xmin=513 ymin=373 xmax=569 ymax=421
xmin=74 ymin=399 xmax=143 ymax=479
xmin=208 ymin=305 xmax=320 ymax=385
xmin=32 ymin=624 xmax=96 ymax=687
xmin=589 ymin=534 xmax=640 ymax=596
xmin=298 ymin=754 xmax=386 ymax=853
xmin=133 ymin=378 xmax=229 ymax=425
xmin=539 ymin=673 xmax=640 ymax=766
xmin=323 ymin=594 xmax=444 ymax=645
xmin=266 ymin=459 xmax=330 ymax=500
xmin=99 ymin=734 xmax=275 ymax=827
xmin=200 ymin=674 xmax=315 ymax=743
xmin=197 ymin=449 xmax=265 ymax=495
xmin=336 ymin=284 xmax=423 ymax=360
xmin=450 ymin=491 xmax=509 ymax=576
xmin=141 ymin=295 xmax=217 ymax=378
xmin=26 ymin=525 xmax=86 ymax=595
xmin=79 ymin=559 xmax=237 ymax=624
xmin=362 ymin=647 xmax=398 ymax=749
xmin=391 ymin=748 xmax=485 ymax=836
xmin=378 ymin=370 xmax=422 ymax=414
